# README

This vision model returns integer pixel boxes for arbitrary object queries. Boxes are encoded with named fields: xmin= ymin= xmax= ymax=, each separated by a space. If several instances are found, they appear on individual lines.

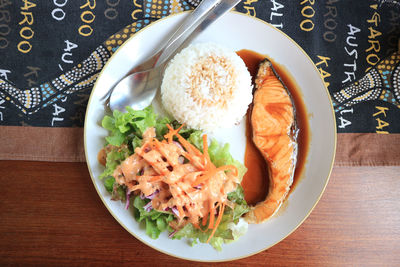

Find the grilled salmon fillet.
xmin=245 ymin=59 xmax=298 ymax=224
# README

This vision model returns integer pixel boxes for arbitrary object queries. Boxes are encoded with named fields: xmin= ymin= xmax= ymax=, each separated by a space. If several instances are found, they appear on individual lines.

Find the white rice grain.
xmin=161 ymin=43 xmax=253 ymax=132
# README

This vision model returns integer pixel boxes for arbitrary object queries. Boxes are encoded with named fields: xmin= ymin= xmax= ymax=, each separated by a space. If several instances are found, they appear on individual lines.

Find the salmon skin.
xmin=244 ymin=59 xmax=298 ymax=224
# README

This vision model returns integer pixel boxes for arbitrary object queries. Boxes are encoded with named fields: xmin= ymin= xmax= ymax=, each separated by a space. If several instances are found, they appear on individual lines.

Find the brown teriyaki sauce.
xmin=236 ymin=49 xmax=310 ymax=206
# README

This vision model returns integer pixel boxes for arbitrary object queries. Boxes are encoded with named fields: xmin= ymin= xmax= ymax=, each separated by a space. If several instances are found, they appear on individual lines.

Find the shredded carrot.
xmin=165 ymin=124 xmax=184 ymax=143
xmin=202 ymin=134 xmax=215 ymax=170
xmin=222 ymin=164 xmax=239 ymax=177
xmin=192 ymin=165 xmax=237 ymax=187
xmin=152 ymin=138 xmax=162 ymax=148
xmin=192 ymin=169 xmax=217 ymax=187
xmin=177 ymin=205 xmax=184 ymax=219
xmin=181 ymin=150 xmax=203 ymax=169
xmin=148 ymin=175 xmax=163 ymax=182
xmin=164 ymin=124 xmax=174 ymax=143
xmin=206 ymin=203 xmax=226 ymax=243
xmin=202 ymin=213 xmax=209 ymax=226
xmin=135 ymin=141 xmax=156 ymax=161
xmin=208 ymin=202 xmax=216 ymax=230
xmin=174 ymin=131 xmax=203 ymax=157
xmin=153 ymin=138 xmax=176 ymax=167
xmin=118 ymin=124 xmax=240 ymax=242
xmin=203 ymin=134 xmax=209 ymax=157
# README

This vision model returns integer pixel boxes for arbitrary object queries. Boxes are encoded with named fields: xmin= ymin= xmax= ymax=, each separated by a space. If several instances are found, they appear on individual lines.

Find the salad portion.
xmin=98 ymin=106 xmax=249 ymax=250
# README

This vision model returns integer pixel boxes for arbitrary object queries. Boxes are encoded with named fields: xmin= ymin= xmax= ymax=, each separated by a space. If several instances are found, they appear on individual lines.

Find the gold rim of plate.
xmin=83 ymin=10 xmax=337 ymax=262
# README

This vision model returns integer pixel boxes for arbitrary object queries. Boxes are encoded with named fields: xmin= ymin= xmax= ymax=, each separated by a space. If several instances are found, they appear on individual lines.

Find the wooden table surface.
xmin=0 ymin=161 xmax=399 ymax=266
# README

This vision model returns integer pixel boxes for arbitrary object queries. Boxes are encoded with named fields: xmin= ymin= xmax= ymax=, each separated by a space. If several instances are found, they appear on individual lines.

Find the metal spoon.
xmin=109 ymin=0 xmax=241 ymax=112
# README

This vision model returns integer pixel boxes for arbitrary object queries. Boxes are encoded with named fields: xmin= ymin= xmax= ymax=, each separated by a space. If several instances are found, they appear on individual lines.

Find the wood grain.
xmin=0 ymin=161 xmax=399 ymax=266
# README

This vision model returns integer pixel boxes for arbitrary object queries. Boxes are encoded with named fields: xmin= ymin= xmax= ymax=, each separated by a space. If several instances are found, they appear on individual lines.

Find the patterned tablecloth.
xmin=0 ymin=0 xmax=399 ymax=165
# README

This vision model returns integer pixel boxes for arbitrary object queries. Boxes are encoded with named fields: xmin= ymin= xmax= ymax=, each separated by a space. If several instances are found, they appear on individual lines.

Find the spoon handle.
xmin=154 ymin=0 xmax=221 ymax=65
xmin=158 ymin=0 xmax=242 ymax=65
xmin=135 ymin=0 xmax=241 ymax=71
xmin=105 ymin=0 xmax=241 ymax=108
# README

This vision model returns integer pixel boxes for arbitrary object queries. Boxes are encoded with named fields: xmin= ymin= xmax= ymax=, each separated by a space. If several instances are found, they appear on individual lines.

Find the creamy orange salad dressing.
xmin=112 ymin=127 xmax=239 ymax=227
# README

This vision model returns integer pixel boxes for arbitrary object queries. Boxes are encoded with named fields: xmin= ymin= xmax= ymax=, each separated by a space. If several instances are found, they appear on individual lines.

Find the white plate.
xmin=84 ymin=11 xmax=336 ymax=262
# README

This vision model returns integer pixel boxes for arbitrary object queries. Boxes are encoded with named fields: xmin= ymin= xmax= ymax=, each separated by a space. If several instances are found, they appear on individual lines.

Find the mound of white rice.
xmin=161 ymin=42 xmax=253 ymax=132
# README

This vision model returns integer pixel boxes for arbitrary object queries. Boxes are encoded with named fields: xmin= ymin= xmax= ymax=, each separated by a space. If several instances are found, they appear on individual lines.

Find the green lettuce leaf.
xmin=104 ymin=177 xmax=115 ymax=193
xmin=170 ymin=132 xmax=250 ymax=250
xmin=172 ymin=204 xmax=247 ymax=251
xmin=208 ymin=140 xmax=247 ymax=181
xmin=188 ymin=131 xmax=247 ymax=182
xmin=99 ymin=146 xmax=130 ymax=180
xmin=99 ymin=106 xmax=170 ymax=182
xmin=99 ymin=106 xmax=250 ymax=250
xmin=187 ymin=131 xmax=203 ymax=150
xmin=133 ymin=195 xmax=174 ymax=239
xmin=101 ymin=106 xmax=170 ymax=147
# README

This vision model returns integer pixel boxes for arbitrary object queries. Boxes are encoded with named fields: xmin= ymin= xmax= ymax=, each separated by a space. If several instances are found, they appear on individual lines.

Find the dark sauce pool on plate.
xmin=236 ymin=49 xmax=310 ymax=206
